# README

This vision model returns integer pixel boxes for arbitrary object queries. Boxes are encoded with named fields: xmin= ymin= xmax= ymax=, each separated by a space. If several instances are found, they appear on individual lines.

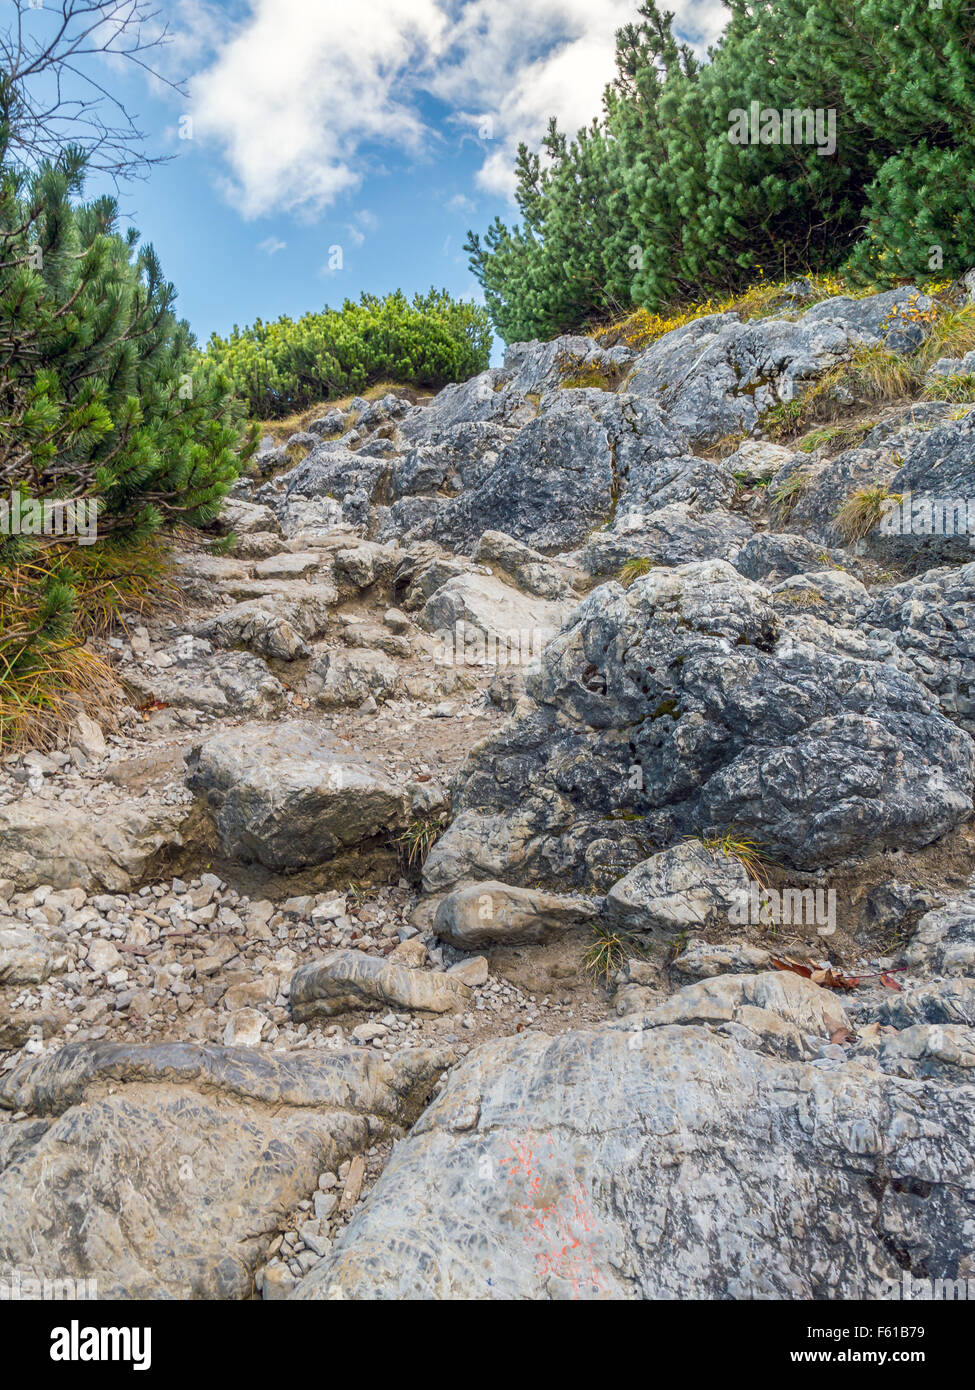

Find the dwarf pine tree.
xmin=819 ymin=0 xmax=975 ymax=281
xmin=0 ymin=148 xmax=249 ymax=536
xmin=467 ymin=0 xmax=975 ymax=340
xmin=0 ymin=139 xmax=252 ymax=733
xmin=465 ymin=120 xmax=636 ymax=342
xmin=206 ymin=288 xmax=492 ymax=419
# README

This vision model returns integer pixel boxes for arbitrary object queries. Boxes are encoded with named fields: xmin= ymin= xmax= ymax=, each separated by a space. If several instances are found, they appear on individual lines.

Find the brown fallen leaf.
xmin=817 ymin=968 xmax=861 ymax=992
xmin=773 ymin=957 xmax=860 ymax=991
xmin=137 ymin=698 xmax=170 ymax=717
xmin=879 ymin=972 xmax=903 ymax=991
xmin=771 ymin=956 xmax=814 ymax=980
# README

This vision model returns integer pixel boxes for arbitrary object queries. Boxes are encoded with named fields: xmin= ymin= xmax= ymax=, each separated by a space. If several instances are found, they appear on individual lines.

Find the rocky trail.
xmin=2 ymin=283 xmax=975 ymax=1299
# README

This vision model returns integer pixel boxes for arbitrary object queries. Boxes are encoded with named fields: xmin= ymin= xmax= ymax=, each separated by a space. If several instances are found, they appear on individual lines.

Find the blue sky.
xmin=76 ymin=0 xmax=726 ymax=348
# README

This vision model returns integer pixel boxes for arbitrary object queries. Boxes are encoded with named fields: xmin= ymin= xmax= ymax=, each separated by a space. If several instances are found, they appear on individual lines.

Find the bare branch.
xmin=0 ymin=0 xmax=185 ymax=180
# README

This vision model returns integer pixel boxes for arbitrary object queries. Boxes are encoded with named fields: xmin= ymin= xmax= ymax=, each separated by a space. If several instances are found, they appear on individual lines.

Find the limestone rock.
xmin=645 ymin=969 xmax=851 ymax=1038
xmin=198 ymin=591 xmax=331 ymax=661
xmin=902 ymin=890 xmax=975 ymax=977
xmin=305 ymin=649 xmax=402 ymax=708
xmin=867 ymin=563 xmax=975 ymax=733
xmin=0 ymin=1040 xmax=450 ymax=1299
xmin=290 ymin=949 xmax=470 ymax=1020
xmin=293 ymin=997 xmax=972 ymax=1299
xmin=0 ymin=925 xmax=69 ymax=984
xmin=125 ymin=643 xmax=287 ymax=717
xmin=70 ymin=714 xmax=107 ymax=761
xmin=420 ymin=572 xmax=568 ymax=659
xmin=577 ymin=502 xmax=752 ymax=577
xmin=217 ymin=498 xmax=283 ymax=536
xmin=605 ymin=841 xmax=751 ymax=936
xmin=624 ymin=310 xmax=862 ymax=444
xmin=473 ymin=530 xmax=575 ymax=600
xmin=434 ymin=880 xmax=595 ymax=949
xmin=427 ymin=408 xmax=617 ymax=554
xmin=0 ymin=798 xmax=187 ymax=893
xmin=185 ymin=721 xmax=408 ymax=869
xmin=426 ymin=560 xmax=974 ymax=889
xmin=671 ymin=941 xmax=773 ymax=980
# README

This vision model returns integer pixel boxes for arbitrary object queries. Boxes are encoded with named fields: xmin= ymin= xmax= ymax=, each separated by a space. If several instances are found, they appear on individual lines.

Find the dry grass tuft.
xmin=584 ymin=923 xmax=647 ymax=986
xmin=618 ymin=557 xmax=656 ymax=587
xmin=695 ymin=832 xmax=771 ymax=887
xmin=396 ymin=812 xmax=448 ymax=869
xmin=0 ymin=535 xmax=178 ymax=752
xmin=834 ymin=486 xmax=902 ymax=544
xmin=0 ymin=642 xmax=120 ymax=754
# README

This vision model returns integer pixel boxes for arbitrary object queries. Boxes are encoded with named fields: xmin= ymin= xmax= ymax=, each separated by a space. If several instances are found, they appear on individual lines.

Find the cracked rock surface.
xmin=3 ymin=284 xmax=975 ymax=1300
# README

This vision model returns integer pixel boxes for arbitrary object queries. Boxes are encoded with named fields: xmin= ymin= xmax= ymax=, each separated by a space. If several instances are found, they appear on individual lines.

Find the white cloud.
xmin=257 ymin=236 xmax=287 ymax=255
xmin=343 ymin=209 xmax=379 ymax=245
xmin=447 ymin=193 xmax=476 ymax=214
xmin=182 ymin=0 xmax=726 ymax=217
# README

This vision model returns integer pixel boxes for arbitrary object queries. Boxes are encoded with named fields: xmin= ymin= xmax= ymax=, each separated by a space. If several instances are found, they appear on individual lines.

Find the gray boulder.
xmin=502 ymin=335 xmax=634 ymax=395
xmin=429 ymin=408 xmax=616 ymax=554
xmin=925 ymin=348 xmax=975 ymax=380
xmin=399 ymin=371 xmax=535 ymax=444
xmin=276 ymin=444 xmax=391 ymax=508
xmin=643 ymin=968 xmax=851 ymax=1039
xmin=0 ymin=798 xmax=188 ymax=893
xmin=722 ymin=439 xmax=797 ymax=484
xmin=294 ymin=976 xmax=973 ymax=1299
xmin=867 ymin=563 xmax=975 ymax=731
xmin=290 ymin=949 xmax=470 ymax=1020
xmin=391 ymin=445 xmax=450 ymax=499
xmin=196 ymin=593 xmax=330 ymax=661
xmin=798 ymin=286 xmax=935 ymax=352
xmin=0 ymin=1040 xmax=449 ymax=1298
xmin=671 ymin=941 xmax=773 ymax=980
xmin=869 ymin=1024 xmax=975 ymax=1085
xmin=305 ymin=649 xmax=403 ymax=708
xmin=872 ymin=979 xmax=975 ymax=1029
xmin=433 ymin=881 xmax=594 ymax=949
xmin=424 ymin=560 xmax=974 ymax=890
xmin=473 ymin=531 xmax=576 ymax=601
xmin=419 ymin=573 xmax=569 ymax=662
xmin=777 ymin=404 xmax=960 ymax=551
xmin=578 ymin=503 xmax=752 ymax=577
xmin=733 ymin=532 xmax=841 ymax=583
xmin=405 ymin=420 xmax=514 ymax=494
xmin=769 ymin=569 xmax=870 ymax=626
xmin=605 ymin=841 xmax=751 ymax=936
xmin=216 ymin=498 xmax=282 ymax=536
xmin=879 ymin=411 xmax=975 ymax=567
xmin=124 ymin=641 xmax=287 ymax=717
xmin=0 ymin=925 xmax=69 ymax=984
xmin=614 ymin=453 xmax=737 ymax=519
xmin=624 ymin=312 xmax=860 ymax=444
xmin=185 ymin=722 xmax=408 ymax=869
xmin=307 ymin=407 xmax=348 ymax=437
xmin=902 ymin=889 xmax=975 ymax=977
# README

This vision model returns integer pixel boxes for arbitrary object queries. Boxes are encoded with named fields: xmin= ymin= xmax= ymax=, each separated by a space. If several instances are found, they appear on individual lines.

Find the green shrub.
xmin=467 ymin=0 xmax=975 ymax=342
xmin=0 ymin=145 xmax=251 ymax=746
xmin=923 ymin=373 xmax=975 ymax=404
xmin=206 ymin=289 xmax=492 ymax=419
xmin=0 ymin=150 xmax=250 ymax=541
